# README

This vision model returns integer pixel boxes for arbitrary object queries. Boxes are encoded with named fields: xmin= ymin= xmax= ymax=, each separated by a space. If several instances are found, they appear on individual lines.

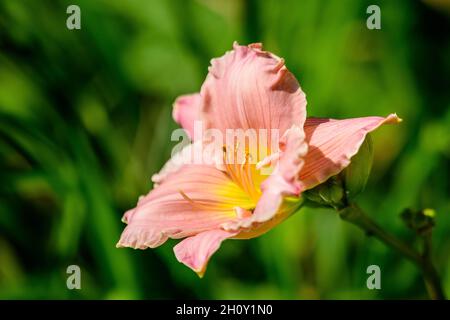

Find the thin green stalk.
xmin=421 ymin=233 xmax=446 ymax=300
xmin=338 ymin=203 xmax=445 ymax=300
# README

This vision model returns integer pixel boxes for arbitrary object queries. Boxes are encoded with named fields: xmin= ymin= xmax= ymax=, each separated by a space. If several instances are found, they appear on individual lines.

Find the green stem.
xmin=339 ymin=203 xmax=446 ymax=300
xmin=421 ymin=233 xmax=446 ymax=300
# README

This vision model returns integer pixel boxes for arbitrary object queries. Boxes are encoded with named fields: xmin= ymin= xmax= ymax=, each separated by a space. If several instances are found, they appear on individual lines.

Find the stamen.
xmin=221 ymin=143 xmax=262 ymax=205
xmin=239 ymin=154 xmax=251 ymax=196
xmin=245 ymin=154 xmax=259 ymax=200
xmin=223 ymin=145 xmax=243 ymax=189
xmin=178 ymin=189 xmax=229 ymax=211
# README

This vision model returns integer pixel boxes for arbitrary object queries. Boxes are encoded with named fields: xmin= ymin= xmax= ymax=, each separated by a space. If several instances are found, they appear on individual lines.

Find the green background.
xmin=0 ymin=0 xmax=449 ymax=299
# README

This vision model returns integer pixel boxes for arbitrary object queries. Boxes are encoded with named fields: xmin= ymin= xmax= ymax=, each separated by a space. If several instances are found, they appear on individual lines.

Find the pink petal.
xmin=299 ymin=114 xmax=401 ymax=190
xmin=174 ymin=229 xmax=237 ymax=277
xmin=199 ymin=42 xmax=307 ymax=135
xmin=117 ymin=164 xmax=252 ymax=249
xmin=222 ymin=125 xmax=307 ymax=233
xmin=172 ymin=93 xmax=201 ymax=139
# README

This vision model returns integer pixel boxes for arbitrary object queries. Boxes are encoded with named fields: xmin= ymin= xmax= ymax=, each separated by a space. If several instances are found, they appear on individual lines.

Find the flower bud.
xmin=303 ymin=175 xmax=345 ymax=210
xmin=341 ymin=134 xmax=373 ymax=200
xmin=303 ymin=135 xmax=373 ymax=209
xmin=401 ymin=208 xmax=436 ymax=236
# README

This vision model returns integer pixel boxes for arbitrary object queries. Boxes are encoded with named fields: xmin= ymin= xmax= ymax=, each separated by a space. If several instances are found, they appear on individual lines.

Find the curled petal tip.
xmin=248 ymin=42 xmax=263 ymax=50
xmin=386 ymin=113 xmax=402 ymax=124
xmin=273 ymin=58 xmax=285 ymax=72
xmin=195 ymin=269 xmax=206 ymax=279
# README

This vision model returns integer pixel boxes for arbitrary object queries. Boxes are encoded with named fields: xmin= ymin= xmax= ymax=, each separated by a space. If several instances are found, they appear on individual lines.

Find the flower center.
xmin=221 ymin=144 xmax=266 ymax=206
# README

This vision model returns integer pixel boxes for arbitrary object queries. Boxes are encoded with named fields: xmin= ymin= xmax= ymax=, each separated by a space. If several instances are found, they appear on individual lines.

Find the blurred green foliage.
xmin=0 ymin=0 xmax=449 ymax=299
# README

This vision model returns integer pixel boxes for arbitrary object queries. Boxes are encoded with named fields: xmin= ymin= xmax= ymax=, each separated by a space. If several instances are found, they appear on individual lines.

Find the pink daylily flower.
xmin=117 ymin=42 xmax=400 ymax=277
